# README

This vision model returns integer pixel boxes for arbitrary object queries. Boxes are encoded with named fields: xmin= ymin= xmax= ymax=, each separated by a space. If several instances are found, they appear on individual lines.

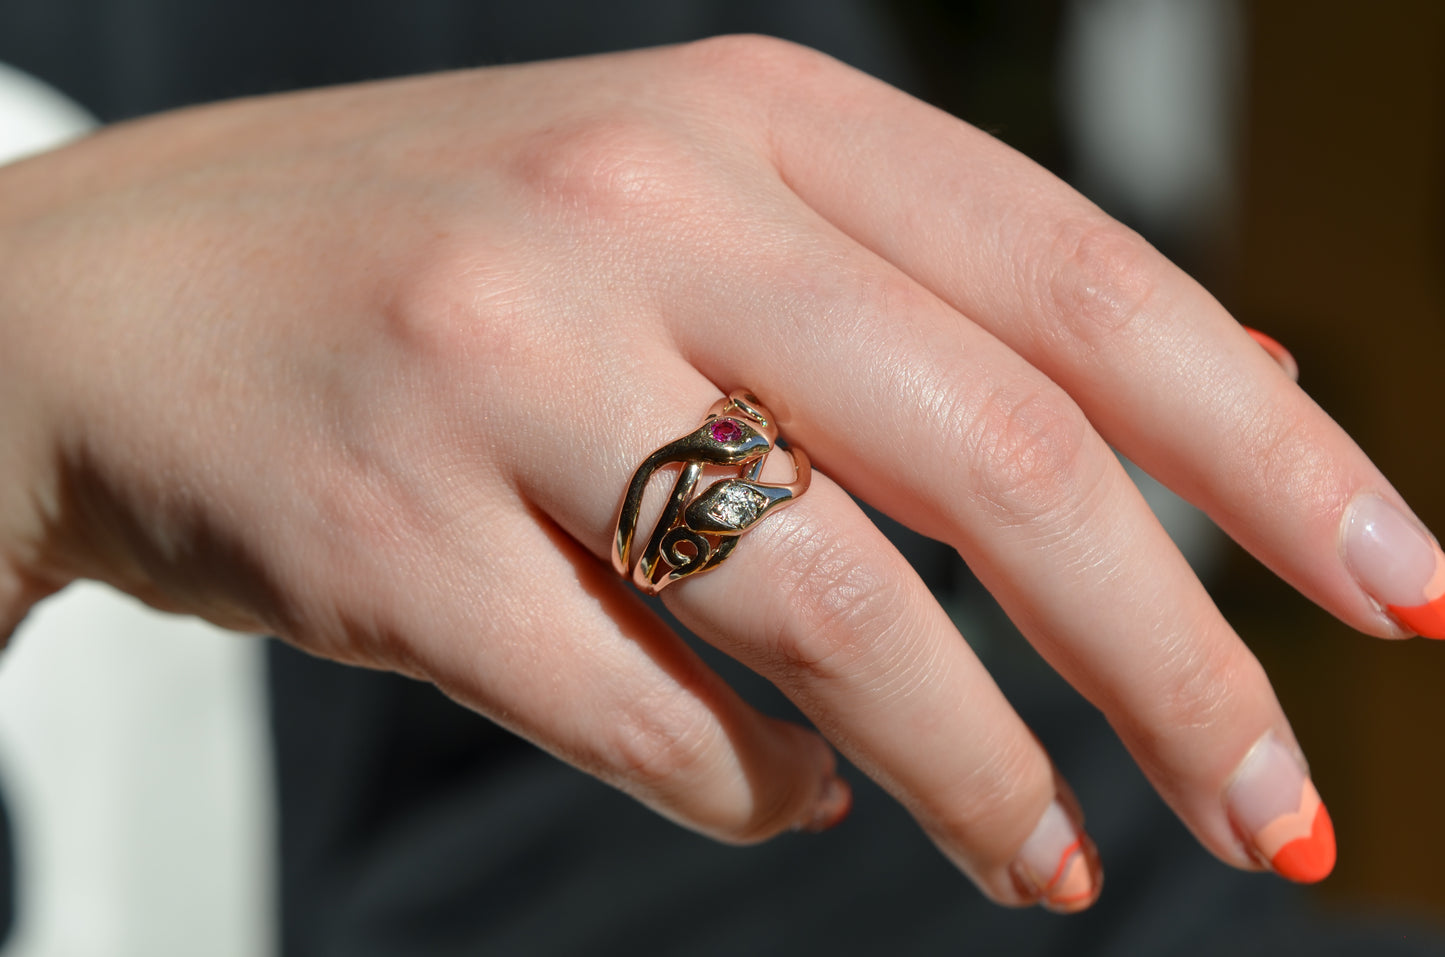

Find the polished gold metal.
xmin=612 ymin=391 xmax=811 ymax=595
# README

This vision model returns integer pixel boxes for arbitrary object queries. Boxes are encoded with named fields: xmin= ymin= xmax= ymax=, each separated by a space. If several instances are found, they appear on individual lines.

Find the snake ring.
xmin=611 ymin=391 xmax=811 ymax=594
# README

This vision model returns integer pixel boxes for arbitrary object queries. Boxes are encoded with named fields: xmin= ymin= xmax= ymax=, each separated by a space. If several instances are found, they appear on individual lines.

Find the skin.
xmin=0 ymin=37 xmax=1417 ymax=906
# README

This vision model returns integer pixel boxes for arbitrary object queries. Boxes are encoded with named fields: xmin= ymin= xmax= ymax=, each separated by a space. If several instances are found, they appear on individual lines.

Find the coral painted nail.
xmin=1225 ymin=733 xmax=1335 ymax=884
xmin=1244 ymin=327 xmax=1300 ymax=381
xmin=1013 ymin=799 xmax=1101 ymax=913
xmin=800 ymin=775 xmax=853 ymax=833
xmin=1342 ymin=494 xmax=1445 ymax=639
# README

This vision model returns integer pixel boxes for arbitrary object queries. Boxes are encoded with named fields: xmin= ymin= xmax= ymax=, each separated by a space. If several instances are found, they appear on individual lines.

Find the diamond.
xmin=707 ymin=483 xmax=769 ymax=528
xmin=708 ymin=418 xmax=745 ymax=444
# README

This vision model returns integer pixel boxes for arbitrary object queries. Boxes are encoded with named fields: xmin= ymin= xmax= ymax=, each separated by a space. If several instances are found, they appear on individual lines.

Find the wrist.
xmin=0 ymin=203 xmax=62 ymax=642
xmin=0 ymin=168 xmax=64 ymax=639
xmin=0 ymin=63 xmax=95 ymax=638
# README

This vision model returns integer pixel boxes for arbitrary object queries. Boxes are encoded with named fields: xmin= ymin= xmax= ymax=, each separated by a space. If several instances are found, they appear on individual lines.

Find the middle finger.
xmin=518 ymin=368 xmax=1101 ymax=909
xmin=662 ymin=195 xmax=1331 ymax=885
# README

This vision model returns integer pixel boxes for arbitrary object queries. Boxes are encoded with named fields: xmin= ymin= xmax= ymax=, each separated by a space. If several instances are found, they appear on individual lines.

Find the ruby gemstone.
xmin=709 ymin=419 xmax=745 ymax=443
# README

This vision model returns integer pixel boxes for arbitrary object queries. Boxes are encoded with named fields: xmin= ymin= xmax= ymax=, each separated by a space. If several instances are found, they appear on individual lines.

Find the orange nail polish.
xmin=1013 ymin=800 xmax=1102 ymax=913
xmin=801 ymin=775 xmax=852 ymax=833
xmin=1226 ymin=732 xmax=1336 ymax=884
xmin=1343 ymin=494 xmax=1445 ymax=639
xmin=1263 ymin=787 xmax=1336 ymax=883
xmin=1389 ymin=597 xmax=1445 ymax=639
xmin=1385 ymin=545 xmax=1445 ymax=636
xmin=1244 ymin=327 xmax=1300 ymax=382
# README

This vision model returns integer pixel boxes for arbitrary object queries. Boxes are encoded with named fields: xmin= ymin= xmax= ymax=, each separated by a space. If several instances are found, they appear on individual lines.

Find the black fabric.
xmin=4 ymin=2 xmax=1445 ymax=953
xmin=267 ymin=610 xmax=1445 ymax=956
xmin=0 ymin=0 xmax=915 ymax=123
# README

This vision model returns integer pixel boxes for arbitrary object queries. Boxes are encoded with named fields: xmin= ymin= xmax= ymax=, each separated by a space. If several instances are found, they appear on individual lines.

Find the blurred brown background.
xmin=902 ymin=0 xmax=1445 ymax=920
xmin=1228 ymin=1 xmax=1445 ymax=917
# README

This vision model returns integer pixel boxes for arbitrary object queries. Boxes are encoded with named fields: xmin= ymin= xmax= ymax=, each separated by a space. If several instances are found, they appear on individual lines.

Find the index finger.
xmin=731 ymin=37 xmax=1444 ymax=641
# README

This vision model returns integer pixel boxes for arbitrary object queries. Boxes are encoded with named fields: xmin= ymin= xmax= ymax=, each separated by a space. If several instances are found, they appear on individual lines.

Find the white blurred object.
xmin=0 ymin=63 xmax=91 ymax=161
xmin=0 ymin=65 xmax=274 ymax=957
xmin=1061 ymin=0 xmax=1245 ymax=236
xmin=1060 ymin=0 xmax=1244 ymax=576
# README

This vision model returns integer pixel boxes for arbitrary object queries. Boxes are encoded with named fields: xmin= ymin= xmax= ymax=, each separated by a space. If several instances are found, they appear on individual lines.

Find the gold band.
xmin=612 ymin=391 xmax=810 ymax=595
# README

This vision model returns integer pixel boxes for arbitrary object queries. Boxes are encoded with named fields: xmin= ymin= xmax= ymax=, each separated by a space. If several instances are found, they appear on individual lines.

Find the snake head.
xmin=677 ymin=416 xmax=771 ymax=466
xmin=684 ymin=479 xmax=793 ymax=535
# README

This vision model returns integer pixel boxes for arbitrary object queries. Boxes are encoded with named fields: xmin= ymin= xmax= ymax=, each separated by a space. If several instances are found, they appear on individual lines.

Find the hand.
xmin=1 ymin=36 xmax=1435 ymax=911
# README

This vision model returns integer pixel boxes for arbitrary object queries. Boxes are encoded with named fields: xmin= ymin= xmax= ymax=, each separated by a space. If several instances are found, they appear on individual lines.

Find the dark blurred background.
xmin=894 ymin=0 xmax=1445 ymax=920
xmin=914 ymin=0 xmax=1445 ymax=920
xmin=1226 ymin=2 xmax=1445 ymax=918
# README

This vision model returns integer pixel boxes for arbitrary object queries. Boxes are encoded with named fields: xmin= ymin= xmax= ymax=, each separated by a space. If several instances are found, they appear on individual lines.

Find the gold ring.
xmin=612 ymin=391 xmax=810 ymax=594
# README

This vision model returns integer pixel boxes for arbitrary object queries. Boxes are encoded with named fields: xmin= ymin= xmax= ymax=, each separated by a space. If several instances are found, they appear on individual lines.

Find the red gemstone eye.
xmin=708 ymin=419 xmax=744 ymax=443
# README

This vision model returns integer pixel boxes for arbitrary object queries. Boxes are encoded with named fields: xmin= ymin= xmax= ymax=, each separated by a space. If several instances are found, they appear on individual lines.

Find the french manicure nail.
xmin=1225 ymin=732 xmax=1335 ymax=883
xmin=1342 ymin=494 xmax=1445 ymax=639
xmin=801 ymin=774 xmax=852 ymax=833
xmin=1012 ymin=799 xmax=1101 ymax=914
xmin=1244 ymin=327 xmax=1300 ymax=382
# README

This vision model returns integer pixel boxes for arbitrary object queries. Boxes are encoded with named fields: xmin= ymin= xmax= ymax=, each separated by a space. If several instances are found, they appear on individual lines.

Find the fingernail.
xmin=1342 ymin=493 xmax=1445 ymax=639
xmin=1225 ymin=732 xmax=1335 ymax=883
xmin=801 ymin=774 xmax=852 ymax=833
xmin=1244 ymin=327 xmax=1300 ymax=382
xmin=1012 ymin=799 xmax=1101 ymax=914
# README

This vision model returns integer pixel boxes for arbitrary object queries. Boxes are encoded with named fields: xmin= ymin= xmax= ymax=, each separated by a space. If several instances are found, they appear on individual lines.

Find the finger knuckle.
xmin=602 ymin=692 xmax=717 ymax=789
xmin=674 ymin=35 xmax=864 ymax=130
xmin=509 ymin=112 xmax=694 ymax=224
xmin=1230 ymin=401 xmax=1342 ymax=522
xmin=927 ymin=736 xmax=1052 ymax=862
xmin=758 ymin=519 xmax=914 ymax=684
xmin=1034 ymin=216 xmax=1160 ymax=347
xmin=960 ymin=381 xmax=1098 ymax=526
xmin=385 ymin=239 xmax=537 ymax=368
xmin=678 ymin=33 xmax=830 ymax=86
xmin=1136 ymin=620 xmax=1255 ymax=741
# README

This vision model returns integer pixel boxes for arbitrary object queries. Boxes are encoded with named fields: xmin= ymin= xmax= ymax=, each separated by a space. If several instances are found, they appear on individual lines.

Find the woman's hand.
xmin=1 ymin=36 xmax=1435 ymax=911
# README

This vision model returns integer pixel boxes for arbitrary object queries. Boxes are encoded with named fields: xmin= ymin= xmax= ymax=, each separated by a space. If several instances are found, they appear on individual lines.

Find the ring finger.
xmin=514 ymin=369 xmax=1104 ymax=911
